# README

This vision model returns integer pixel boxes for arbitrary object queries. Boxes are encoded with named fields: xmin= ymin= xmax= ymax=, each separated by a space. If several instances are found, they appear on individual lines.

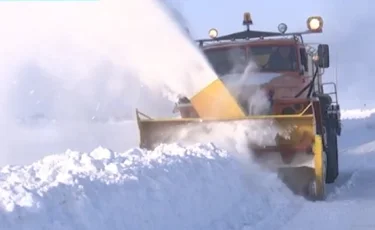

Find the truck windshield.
xmin=203 ymin=47 xmax=247 ymax=76
xmin=248 ymin=45 xmax=298 ymax=72
xmin=203 ymin=45 xmax=298 ymax=75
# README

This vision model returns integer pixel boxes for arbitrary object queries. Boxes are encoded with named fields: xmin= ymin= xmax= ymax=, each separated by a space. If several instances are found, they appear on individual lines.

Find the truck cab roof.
xmin=201 ymin=38 xmax=300 ymax=50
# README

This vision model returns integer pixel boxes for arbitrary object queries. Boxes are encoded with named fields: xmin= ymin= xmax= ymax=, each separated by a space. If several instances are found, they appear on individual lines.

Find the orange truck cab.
xmin=175 ymin=15 xmax=339 ymax=123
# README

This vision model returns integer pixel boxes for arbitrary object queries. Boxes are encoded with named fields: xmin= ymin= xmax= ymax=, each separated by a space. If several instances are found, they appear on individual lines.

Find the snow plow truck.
xmin=136 ymin=13 xmax=341 ymax=201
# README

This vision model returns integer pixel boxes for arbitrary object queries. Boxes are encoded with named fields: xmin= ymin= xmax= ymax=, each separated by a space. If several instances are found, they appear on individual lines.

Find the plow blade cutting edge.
xmin=136 ymin=108 xmax=325 ymax=200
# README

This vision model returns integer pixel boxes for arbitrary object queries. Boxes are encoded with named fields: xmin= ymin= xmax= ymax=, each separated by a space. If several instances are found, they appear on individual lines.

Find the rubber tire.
xmin=325 ymin=124 xmax=339 ymax=184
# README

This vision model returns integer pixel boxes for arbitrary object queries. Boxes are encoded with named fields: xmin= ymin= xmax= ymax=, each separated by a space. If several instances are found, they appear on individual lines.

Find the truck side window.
xmin=300 ymin=48 xmax=308 ymax=71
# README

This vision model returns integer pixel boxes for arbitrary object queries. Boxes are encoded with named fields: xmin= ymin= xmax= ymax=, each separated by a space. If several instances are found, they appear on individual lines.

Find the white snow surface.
xmin=0 ymin=143 xmax=297 ymax=230
xmin=1 ymin=108 xmax=375 ymax=230
xmin=341 ymin=108 xmax=375 ymax=120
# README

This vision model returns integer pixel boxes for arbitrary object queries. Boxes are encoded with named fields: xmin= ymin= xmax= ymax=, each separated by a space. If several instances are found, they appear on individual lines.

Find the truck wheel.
xmin=325 ymin=123 xmax=339 ymax=183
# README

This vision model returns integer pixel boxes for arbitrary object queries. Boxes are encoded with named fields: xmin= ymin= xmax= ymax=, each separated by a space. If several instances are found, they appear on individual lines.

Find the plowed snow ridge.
xmin=0 ymin=108 xmax=374 ymax=230
xmin=0 ymin=144 xmax=297 ymax=230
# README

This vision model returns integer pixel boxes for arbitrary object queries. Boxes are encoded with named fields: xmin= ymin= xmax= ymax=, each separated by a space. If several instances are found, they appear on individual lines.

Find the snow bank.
xmin=0 ymin=144 xmax=296 ymax=230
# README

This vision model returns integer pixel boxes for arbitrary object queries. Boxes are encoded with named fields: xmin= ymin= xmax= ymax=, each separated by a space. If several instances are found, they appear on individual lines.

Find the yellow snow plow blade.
xmin=136 ymin=105 xmax=326 ymax=200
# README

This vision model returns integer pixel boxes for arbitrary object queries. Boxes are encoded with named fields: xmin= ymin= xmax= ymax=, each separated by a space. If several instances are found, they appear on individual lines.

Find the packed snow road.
xmin=0 ymin=109 xmax=374 ymax=230
xmin=278 ymin=112 xmax=375 ymax=230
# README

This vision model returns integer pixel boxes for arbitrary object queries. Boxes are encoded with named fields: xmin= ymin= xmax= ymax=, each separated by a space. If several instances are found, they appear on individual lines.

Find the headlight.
xmin=307 ymin=16 xmax=323 ymax=32
xmin=208 ymin=28 xmax=218 ymax=38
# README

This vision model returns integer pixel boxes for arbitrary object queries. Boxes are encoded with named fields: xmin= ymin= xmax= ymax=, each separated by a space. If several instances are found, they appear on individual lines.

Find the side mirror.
xmin=317 ymin=44 xmax=330 ymax=68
